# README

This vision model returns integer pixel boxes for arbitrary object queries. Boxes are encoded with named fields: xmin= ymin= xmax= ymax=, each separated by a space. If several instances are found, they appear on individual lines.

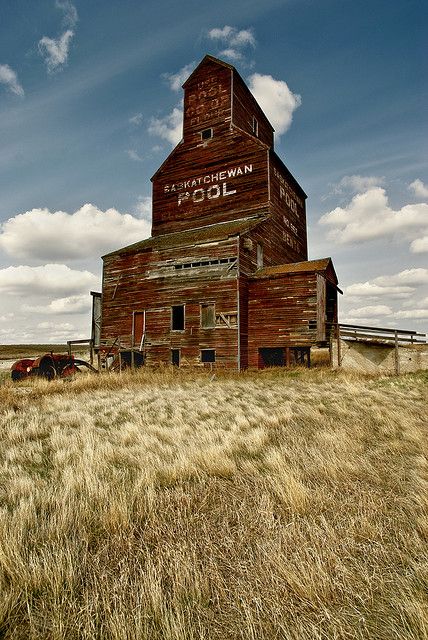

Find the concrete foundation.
xmin=331 ymin=339 xmax=428 ymax=374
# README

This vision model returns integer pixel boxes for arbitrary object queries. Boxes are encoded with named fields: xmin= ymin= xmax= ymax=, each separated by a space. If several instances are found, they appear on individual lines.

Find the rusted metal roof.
xmin=253 ymin=258 xmax=334 ymax=278
xmin=102 ymin=215 xmax=266 ymax=258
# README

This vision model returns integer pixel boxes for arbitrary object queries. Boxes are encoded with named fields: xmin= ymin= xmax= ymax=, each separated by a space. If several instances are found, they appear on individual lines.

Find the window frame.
xmin=200 ymin=302 xmax=216 ymax=329
xmin=200 ymin=349 xmax=216 ymax=363
xmin=171 ymin=304 xmax=185 ymax=331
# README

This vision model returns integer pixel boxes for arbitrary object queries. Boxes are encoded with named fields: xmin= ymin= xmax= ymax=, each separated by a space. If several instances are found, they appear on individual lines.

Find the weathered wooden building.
xmin=100 ymin=55 xmax=339 ymax=369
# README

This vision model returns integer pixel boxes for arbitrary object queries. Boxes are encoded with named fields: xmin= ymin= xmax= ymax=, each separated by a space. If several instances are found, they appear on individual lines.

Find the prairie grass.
xmin=0 ymin=367 xmax=427 ymax=639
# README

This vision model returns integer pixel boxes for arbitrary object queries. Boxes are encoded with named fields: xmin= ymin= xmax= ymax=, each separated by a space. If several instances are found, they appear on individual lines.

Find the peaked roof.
xmin=102 ymin=215 xmax=266 ymax=258
xmin=182 ymin=55 xmax=234 ymax=88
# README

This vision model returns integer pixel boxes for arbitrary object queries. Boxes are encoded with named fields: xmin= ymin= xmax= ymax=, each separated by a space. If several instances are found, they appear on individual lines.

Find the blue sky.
xmin=0 ymin=0 xmax=427 ymax=343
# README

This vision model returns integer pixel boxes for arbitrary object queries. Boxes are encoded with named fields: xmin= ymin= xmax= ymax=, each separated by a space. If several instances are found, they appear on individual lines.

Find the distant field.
xmin=0 ymin=367 xmax=427 ymax=639
xmin=0 ymin=344 xmax=71 ymax=359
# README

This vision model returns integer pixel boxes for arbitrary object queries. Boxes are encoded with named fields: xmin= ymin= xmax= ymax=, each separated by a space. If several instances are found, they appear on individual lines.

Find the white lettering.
xmin=207 ymin=185 xmax=221 ymax=199
xmin=192 ymin=188 xmax=205 ymax=203
xmin=223 ymin=183 xmax=237 ymax=196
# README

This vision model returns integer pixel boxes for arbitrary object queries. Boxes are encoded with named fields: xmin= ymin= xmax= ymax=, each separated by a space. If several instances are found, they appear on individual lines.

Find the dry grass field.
xmin=0 ymin=366 xmax=427 ymax=639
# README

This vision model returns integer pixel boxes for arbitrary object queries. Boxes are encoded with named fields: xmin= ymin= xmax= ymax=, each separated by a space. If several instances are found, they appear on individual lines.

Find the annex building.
xmin=99 ymin=55 xmax=340 ymax=369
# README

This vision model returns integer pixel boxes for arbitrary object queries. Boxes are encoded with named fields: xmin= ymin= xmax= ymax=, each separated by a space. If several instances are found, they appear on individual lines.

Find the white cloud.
xmin=319 ymin=187 xmax=428 ymax=246
xmin=247 ymin=73 xmax=301 ymax=137
xmin=346 ymin=305 xmax=392 ymax=318
xmin=37 ymin=321 xmax=74 ymax=330
xmin=218 ymin=48 xmax=244 ymax=63
xmin=148 ymin=106 xmax=183 ymax=146
xmin=129 ymin=113 xmax=143 ymax=126
xmin=127 ymin=149 xmax=143 ymax=162
xmin=163 ymin=62 xmax=196 ymax=92
xmin=207 ymin=25 xmax=255 ymax=64
xmin=409 ymin=179 xmax=428 ymax=199
xmin=0 ymin=203 xmax=151 ymax=261
xmin=24 ymin=294 xmax=90 ymax=315
xmin=373 ymin=268 xmax=428 ymax=287
xmin=134 ymin=196 xmax=152 ymax=221
xmin=0 ymin=264 xmax=98 ymax=297
xmin=0 ymin=64 xmax=24 ymax=97
xmin=39 ymin=30 xmax=74 ymax=72
xmin=410 ymin=236 xmax=428 ymax=253
xmin=330 ymin=175 xmax=385 ymax=196
xmin=395 ymin=309 xmax=428 ymax=319
xmin=56 ymin=0 xmax=78 ymax=28
xmin=345 ymin=282 xmax=414 ymax=298
xmin=208 ymin=26 xmax=256 ymax=48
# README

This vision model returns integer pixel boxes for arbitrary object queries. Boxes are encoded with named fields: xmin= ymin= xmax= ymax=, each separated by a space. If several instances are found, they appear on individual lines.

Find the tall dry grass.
xmin=0 ymin=368 xmax=427 ymax=639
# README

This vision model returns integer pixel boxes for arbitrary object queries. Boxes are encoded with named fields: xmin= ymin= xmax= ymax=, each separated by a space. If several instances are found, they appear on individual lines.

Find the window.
xmin=171 ymin=349 xmax=180 ymax=366
xmin=252 ymin=116 xmax=258 ymax=136
xmin=171 ymin=305 xmax=185 ymax=330
xmin=201 ymin=303 xmax=215 ymax=328
xmin=201 ymin=349 xmax=216 ymax=363
xmin=201 ymin=128 xmax=213 ymax=141
xmin=257 ymin=243 xmax=264 ymax=268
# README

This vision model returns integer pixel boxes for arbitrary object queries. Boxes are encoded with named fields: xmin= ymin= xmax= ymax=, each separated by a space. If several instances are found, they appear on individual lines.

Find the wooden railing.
xmin=337 ymin=323 xmax=426 ymax=344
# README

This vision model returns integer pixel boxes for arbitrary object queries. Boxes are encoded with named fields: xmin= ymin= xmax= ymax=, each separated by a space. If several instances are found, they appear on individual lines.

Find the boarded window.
xmin=171 ymin=349 xmax=180 ymax=366
xmin=201 ymin=349 xmax=215 ymax=363
xmin=201 ymin=303 xmax=215 ymax=328
xmin=171 ymin=305 xmax=185 ymax=330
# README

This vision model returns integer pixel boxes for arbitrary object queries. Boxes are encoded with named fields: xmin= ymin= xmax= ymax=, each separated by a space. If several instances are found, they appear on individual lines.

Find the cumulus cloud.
xmin=163 ymin=62 xmax=196 ymax=92
xmin=248 ymin=73 xmax=301 ymax=137
xmin=395 ymin=308 xmax=428 ymax=319
xmin=133 ymin=196 xmax=152 ymax=221
xmin=329 ymin=175 xmax=385 ymax=197
xmin=346 ymin=305 xmax=392 ymax=318
xmin=319 ymin=187 xmax=428 ymax=246
xmin=345 ymin=282 xmax=414 ymax=298
xmin=0 ymin=64 xmax=24 ymax=97
xmin=24 ymin=294 xmax=91 ymax=315
xmin=207 ymin=25 xmax=255 ymax=63
xmin=0 ymin=264 xmax=98 ymax=297
xmin=0 ymin=203 xmax=151 ymax=261
xmin=39 ymin=30 xmax=74 ymax=72
xmin=410 ymin=236 xmax=428 ymax=253
xmin=208 ymin=26 xmax=255 ymax=48
xmin=409 ymin=179 xmax=428 ymax=199
xmin=148 ymin=106 xmax=183 ymax=146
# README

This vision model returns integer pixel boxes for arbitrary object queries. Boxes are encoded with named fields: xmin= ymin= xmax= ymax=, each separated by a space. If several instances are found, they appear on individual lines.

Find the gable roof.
xmin=102 ymin=215 xmax=266 ymax=258
xmin=182 ymin=54 xmax=234 ymax=88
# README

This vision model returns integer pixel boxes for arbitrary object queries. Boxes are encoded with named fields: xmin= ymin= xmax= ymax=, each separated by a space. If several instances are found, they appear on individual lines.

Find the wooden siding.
xmin=268 ymin=152 xmax=307 ymax=261
xmin=232 ymin=72 xmax=273 ymax=146
xmin=247 ymin=272 xmax=320 ymax=368
xmin=101 ymin=237 xmax=239 ymax=368
xmin=151 ymin=134 xmax=269 ymax=236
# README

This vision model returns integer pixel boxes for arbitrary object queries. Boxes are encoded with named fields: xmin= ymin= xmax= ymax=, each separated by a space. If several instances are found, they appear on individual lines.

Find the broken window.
xmin=201 ymin=303 xmax=215 ymax=328
xmin=171 ymin=349 xmax=180 ymax=366
xmin=201 ymin=349 xmax=215 ymax=363
xmin=171 ymin=305 xmax=185 ymax=331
